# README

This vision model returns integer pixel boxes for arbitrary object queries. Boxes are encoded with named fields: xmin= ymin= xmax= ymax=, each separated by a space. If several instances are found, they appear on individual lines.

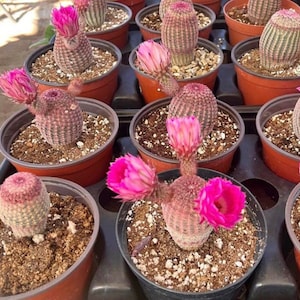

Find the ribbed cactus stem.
xmin=247 ymin=0 xmax=281 ymax=25
xmin=33 ymin=85 xmax=83 ymax=147
xmin=161 ymin=175 xmax=213 ymax=250
xmin=161 ymin=1 xmax=198 ymax=67
xmin=259 ymin=9 xmax=300 ymax=71
xmin=0 ymin=172 xmax=50 ymax=238
xmin=168 ymin=83 xmax=218 ymax=138
xmin=293 ymin=95 xmax=300 ymax=139
xmin=159 ymin=0 xmax=193 ymax=20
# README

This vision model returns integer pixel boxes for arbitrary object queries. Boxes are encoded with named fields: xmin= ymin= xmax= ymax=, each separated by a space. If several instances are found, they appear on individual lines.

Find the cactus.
xmin=0 ymin=68 xmax=83 ymax=147
xmin=247 ymin=0 xmax=281 ymax=25
xmin=73 ymin=0 xmax=107 ymax=29
xmin=259 ymin=9 xmax=300 ymax=71
xmin=159 ymin=0 xmax=193 ymax=20
xmin=292 ymin=88 xmax=300 ymax=139
xmin=161 ymin=1 xmax=198 ymax=66
xmin=0 ymin=172 xmax=50 ymax=238
xmin=51 ymin=5 xmax=93 ymax=74
xmin=168 ymin=83 xmax=218 ymax=138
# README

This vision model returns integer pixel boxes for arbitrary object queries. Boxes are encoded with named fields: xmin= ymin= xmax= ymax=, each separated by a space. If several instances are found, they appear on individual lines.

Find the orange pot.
xmin=285 ymin=183 xmax=300 ymax=272
xmin=232 ymin=37 xmax=300 ymax=106
xmin=0 ymin=177 xmax=100 ymax=300
xmin=24 ymin=40 xmax=122 ymax=105
xmin=224 ymin=0 xmax=300 ymax=46
xmin=193 ymin=0 xmax=221 ymax=16
xmin=256 ymin=94 xmax=300 ymax=183
xmin=135 ymin=3 xmax=216 ymax=41
xmin=0 ymin=98 xmax=119 ymax=187
xmin=129 ymin=98 xmax=245 ymax=174
xmin=86 ymin=2 xmax=132 ymax=49
xmin=129 ymin=38 xmax=224 ymax=104
xmin=113 ymin=0 xmax=145 ymax=19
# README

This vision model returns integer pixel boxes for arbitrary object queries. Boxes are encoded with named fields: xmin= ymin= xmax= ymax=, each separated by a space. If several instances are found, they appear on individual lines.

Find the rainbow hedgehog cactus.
xmin=0 ymin=68 xmax=83 ymax=147
xmin=0 ymin=172 xmax=50 ymax=238
xmin=107 ymin=116 xmax=245 ymax=250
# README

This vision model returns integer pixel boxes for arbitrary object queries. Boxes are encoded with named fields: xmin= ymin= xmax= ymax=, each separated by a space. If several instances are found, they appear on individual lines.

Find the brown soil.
xmin=134 ymin=105 xmax=240 ymax=160
xmin=226 ymin=4 xmax=253 ymax=25
xmin=126 ymin=200 xmax=257 ymax=292
xmin=9 ymin=112 xmax=112 ymax=164
xmin=0 ymin=192 xmax=93 ymax=296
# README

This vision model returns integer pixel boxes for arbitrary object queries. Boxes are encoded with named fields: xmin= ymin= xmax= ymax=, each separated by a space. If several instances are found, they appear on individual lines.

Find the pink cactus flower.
xmin=107 ymin=154 xmax=158 ymax=201
xmin=136 ymin=40 xmax=171 ymax=76
xmin=195 ymin=177 xmax=245 ymax=230
xmin=51 ymin=5 xmax=79 ymax=38
xmin=0 ymin=68 xmax=37 ymax=105
xmin=166 ymin=116 xmax=202 ymax=159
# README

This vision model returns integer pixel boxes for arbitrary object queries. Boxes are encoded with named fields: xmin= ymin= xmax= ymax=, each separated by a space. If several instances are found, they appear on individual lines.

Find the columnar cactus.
xmin=74 ymin=0 xmax=107 ymax=29
xmin=247 ymin=0 xmax=281 ymax=25
xmin=0 ymin=172 xmax=50 ymax=238
xmin=159 ymin=0 xmax=193 ymax=20
xmin=292 ymin=88 xmax=300 ymax=139
xmin=51 ymin=5 xmax=93 ymax=74
xmin=161 ymin=1 xmax=198 ymax=66
xmin=259 ymin=9 xmax=300 ymax=71
xmin=107 ymin=116 xmax=245 ymax=250
xmin=0 ymin=68 xmax=83 ymax=147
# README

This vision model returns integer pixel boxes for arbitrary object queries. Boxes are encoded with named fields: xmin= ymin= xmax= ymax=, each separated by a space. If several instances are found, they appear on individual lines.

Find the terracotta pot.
xmin=135 ymin=3 xmax=216 ymax=41
xmin=1 ymin=176 xmax=100 ymax=300
xmin=24 ymin=39 xmax=122 ymax=105
xmin=129 ymin=97 xmax=245 ymax=173
xmin=231 ymin=37 xmax=300 ymax=106
xmin=193 ymin=0 xmax=221 ymax=16
xmin=116 ymin=168 xmax=267 ymax=300
xmin=0 ymin=98 xmax=119 ymax=187
xmin=86 ymin=2 xmax=132 ymax=49
xmin=115 ymin=0 xmax=145 ymax=19
xmin=285 ymin=183 xmax=300 ymax=271
xmin=256 ymin=93 xmax=300 ymax=183
xmin=129 ymin=38 xmax=224 ymax=103
xmin=224 ymin=0 xmax=300 ymax=46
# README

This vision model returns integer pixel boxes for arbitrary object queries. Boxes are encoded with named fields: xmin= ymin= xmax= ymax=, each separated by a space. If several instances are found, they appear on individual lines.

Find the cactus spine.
xmin=259 ymin=9 xmax=300 ymax=71
xmin=0 ymin=172 xmax=50 ymax=238
xmin=247 ymin=0 xmax=281 ymax=25
xmin=161 ymin=1 xmax=198 ymax=66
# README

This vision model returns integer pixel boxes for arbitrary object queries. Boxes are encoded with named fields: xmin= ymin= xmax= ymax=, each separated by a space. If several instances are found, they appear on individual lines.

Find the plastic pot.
xmin=24 ymin=39 xmax=122 ymax=105
xmin=2 ymin=176 xmax=100 ymax=300
xmin=116 ymin=0 xmax=145 ymax=19
xmin=135 ymin=3 xmax=216 ymax=41
xmin=0 ymin=98 xmax=119 ymax=187
xmin=129 ymin=97 xmax=245 ymax=173
xmin=193 ymin=0 xmax=221 ymax=15
xmin=129 ymin=38 xmax=223 ymax=103
xmin=231 ymin=37 xmax=300 ymax=106
xmin=116 ymin=168 xmax=267 ymax=300
xmin=256 ymin=93 xmax=300 ymax=183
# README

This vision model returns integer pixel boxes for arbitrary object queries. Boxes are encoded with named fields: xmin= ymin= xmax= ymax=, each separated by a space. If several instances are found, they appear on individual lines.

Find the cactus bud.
xmin=159 ymin=0 xmax=193 ymax=20
xmin=161 ymin=1 xmax=198 ymax=66
xmin=51 ymin=5 xmax=93 ymax=74
xmin=247 ymin=0 xmax=281 ymax=25
xmin=168 ymin=83 xmax=218 ymax=138
xmin=259 ymin=9 xmax=300 ymax=71
xmin=0 ymin=172 xmax=50 ymax=238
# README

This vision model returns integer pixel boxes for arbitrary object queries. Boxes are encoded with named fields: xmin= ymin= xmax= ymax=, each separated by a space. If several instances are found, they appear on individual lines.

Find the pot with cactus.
xmin=110 ymin=116 xmax=267 ymax=299
xmin=231 ymin=9 xmax=300 ymax=105
xmin=224 ymin=0 xmax=300 ymax=46
xmin=135 ymin=0 xmax=216 ymax=41
xmin=130 ymin=2 xmax=223 ymax=104
xmin=24 ymin=5 xmax=122 ymax=105
xmin=0 ymin=68 xmax=119 ymax=187
xmin=73 ymin=0 xmax=132 ymax=49
xmin=0 ymin=172 xmax=100 ymax=299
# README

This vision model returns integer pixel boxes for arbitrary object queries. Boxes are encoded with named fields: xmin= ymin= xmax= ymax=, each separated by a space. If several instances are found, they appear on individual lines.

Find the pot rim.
xmin=0 ymin=97 xmax=119 ymax=170
xmin=129 ymin=97 xmax=245 ymax=165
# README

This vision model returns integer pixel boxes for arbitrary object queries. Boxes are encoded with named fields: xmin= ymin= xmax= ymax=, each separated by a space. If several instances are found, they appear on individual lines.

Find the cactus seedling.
xmin=0 ymin=172 xmax=50 ymax=238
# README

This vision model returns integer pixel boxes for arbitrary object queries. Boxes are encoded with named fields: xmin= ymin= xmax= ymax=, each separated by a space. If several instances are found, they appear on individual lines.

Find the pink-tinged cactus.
xmin=0 ymin=68 xmax=37 ymax=105
xmin=0 ymin=172 xmax=50 ymax=238
xmin=195 ymin=177 xmax=245 ymax=230
xmin=247 ymin=0 xmax=281 ymax=25
xmin=259 ymin=9 xmax=300 ymax=71
xmin=51 ymin=5 xmax=93 ymax=74
xmin=159 ymin=0 xmax=193 ymax=20
xmin=168 ymin=83 xmax=218 ymax=138
xmin=161 ymin=1 xmax=198 ymax=66
xmin=74 ymin=0 xmax=107 ymax=28
xmin=292 ymin=87 xmax=300 ymax=139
